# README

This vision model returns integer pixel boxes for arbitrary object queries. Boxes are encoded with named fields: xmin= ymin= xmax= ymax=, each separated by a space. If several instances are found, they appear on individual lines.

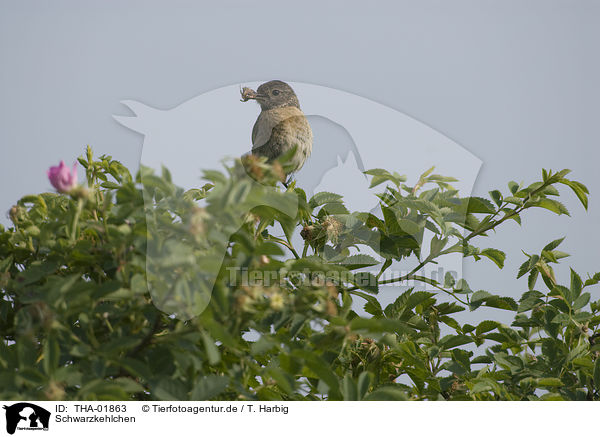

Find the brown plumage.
xmin=241 ymin=80 xmax=313 ymax=176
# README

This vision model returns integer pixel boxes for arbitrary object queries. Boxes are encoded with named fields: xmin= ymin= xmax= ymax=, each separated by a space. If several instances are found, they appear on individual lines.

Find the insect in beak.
xmin=240 ymin=87 xmax=258 ymax=102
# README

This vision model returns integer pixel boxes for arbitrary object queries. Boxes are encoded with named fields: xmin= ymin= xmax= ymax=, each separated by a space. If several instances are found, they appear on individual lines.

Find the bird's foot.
xmin=282 ymin=177 xmax=296 ymax=190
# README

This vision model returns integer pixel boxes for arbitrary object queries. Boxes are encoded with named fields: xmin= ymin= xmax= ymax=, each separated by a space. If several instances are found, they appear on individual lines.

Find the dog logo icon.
xmin=3 ymin=403 xmax=50 ymax=435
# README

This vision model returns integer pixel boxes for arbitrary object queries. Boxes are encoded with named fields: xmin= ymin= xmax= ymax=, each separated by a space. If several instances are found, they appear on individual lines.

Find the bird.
xmin=240 ymin=80 xmax=313 ymax=182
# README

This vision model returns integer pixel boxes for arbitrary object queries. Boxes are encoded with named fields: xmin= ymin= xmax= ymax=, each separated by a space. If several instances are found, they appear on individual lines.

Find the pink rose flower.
xmin=47 ymin=160 xmax=78 ymax=193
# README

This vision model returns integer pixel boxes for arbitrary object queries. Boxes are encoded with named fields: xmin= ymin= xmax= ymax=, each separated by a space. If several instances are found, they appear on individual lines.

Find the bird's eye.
xmin=272 ymin=90 xmax=280 ymax=96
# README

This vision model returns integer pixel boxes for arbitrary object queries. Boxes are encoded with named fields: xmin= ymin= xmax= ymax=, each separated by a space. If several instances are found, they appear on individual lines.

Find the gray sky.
xmin=1 ymin=0 xmax=599 ymax=325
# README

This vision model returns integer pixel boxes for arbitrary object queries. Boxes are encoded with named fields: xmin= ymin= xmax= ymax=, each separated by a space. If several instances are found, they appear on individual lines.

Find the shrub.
xmin=0 ymin=146 xmax=598 ymax=400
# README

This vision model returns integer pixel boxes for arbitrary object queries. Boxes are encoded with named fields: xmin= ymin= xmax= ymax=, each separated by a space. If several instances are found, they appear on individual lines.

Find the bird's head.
xmin=241 ymin=80 xmax=300 ymax=111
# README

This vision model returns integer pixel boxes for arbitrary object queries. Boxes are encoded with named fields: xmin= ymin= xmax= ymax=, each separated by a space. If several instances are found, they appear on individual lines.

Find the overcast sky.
xmin=1 ymin=0 xmax=599 ymax=325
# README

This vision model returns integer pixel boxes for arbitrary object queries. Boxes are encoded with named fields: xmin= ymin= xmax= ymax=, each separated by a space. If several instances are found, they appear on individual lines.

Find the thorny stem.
xmin=347 ymin=257 xmax=432 ymax=293
xmin=376 ymin=257 xmax=431 ymax=287
xmin=410 ymin=275 xmax=469 ymax=305
xmin=287 ymin=240 xmax=300 ymax=260
xmin=464 ymin=180 xmax=553 ymax=241
xmin=283 ymin=229 xmax=300 ymax=259
xmin=268 ymin=235 xmax=300 ymax=259
xmin=347 ymin=254 xmax=471 ymax=305
xmin=302 ymin=242 xmax=309 ymax=258
xmin=70 ymin=197 xmax=84 ymax=244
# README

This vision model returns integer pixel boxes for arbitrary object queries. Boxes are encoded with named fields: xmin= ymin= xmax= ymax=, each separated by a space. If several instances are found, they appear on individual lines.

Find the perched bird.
xmin=240 ymin=80 xmax=313 ymax=180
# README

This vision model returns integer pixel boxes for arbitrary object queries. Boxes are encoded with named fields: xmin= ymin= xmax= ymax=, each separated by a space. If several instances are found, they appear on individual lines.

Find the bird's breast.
xmin=252 ymin=106 xmax=309 ymax=149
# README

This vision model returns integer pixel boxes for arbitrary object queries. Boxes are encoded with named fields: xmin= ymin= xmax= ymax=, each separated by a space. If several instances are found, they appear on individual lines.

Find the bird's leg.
xmin=282 ymin=176 xmax=297 ymax=190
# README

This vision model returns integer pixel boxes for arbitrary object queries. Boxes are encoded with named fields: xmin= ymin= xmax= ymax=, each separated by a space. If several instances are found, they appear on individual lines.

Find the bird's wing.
xmin=251 ymin=116 xmax=260 ymax=147
xmin=253 ymin=115 xmax=313 ymax=172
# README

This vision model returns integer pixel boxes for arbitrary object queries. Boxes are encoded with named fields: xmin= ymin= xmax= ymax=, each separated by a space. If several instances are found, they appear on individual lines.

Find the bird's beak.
xmin=246 ymin=93 xmax=268 ymax=101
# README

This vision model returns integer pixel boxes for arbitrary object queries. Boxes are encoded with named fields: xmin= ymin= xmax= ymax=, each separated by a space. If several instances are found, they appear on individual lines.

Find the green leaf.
xmin=118 ymin=358 xmax=152 ymax=380
xmin=152 ymin=379 xmax=188 ymax=401
xmin=320 ymin=202 xmax=349 ymax=215
xmin=100 ymin=181 xmax=121 ymax=189
xmin=503 ymin=196 xmax=523 ymax=206
xmin=350 ymin=291 xmax=383 ymax=316
xmin=250 ymin=337 xmax=277 ymax=355
xmin=558 ymin=179 xmax=589 ymax=210
xmin=573 ymin=312 xmax=592 ymax=323
xmin=539 ymin=393 xmax=564 ymax=401
xmin=0 ymin=255 xmax=13 ymax=272
xmin=357 ymin=372 xmax=371 ymax=400
xmin=566 ymin=339 xmax=588 ymax=363
xmin=444 ymin=272 xmax=456 ymax=288
xmin=464 ymin=197 xmax=496 ymax=214
xmin=439 ymin=334 xmax=473 ymax=349
xmin=570 ymin=268 xmax=583 ymax=299
xmin=489 ymin=190 xmax=503 ymax=207
xmin=584 ymin=272 xmax=600 ymax=287
xmin=471 ymin=381 xmax=493 ymax=394
xmin=493 ymin=352 xmax=523 ymax=372
xmin=183 ymin=187 xmax=210 ymax=201
xmin=518 ymin=290 xmax=544 ymax=313
xmin=419 ymin=166 xmax=436 ymax=179
xmin=352 ymin=272 xmax=379 ymax=294
xmin=551 ymin=285 xmax=573 ymax=305
xmin=202 ymin=331 xmax=221 ymax=365
xmin=543 ymin=237 xmax=565 ymax=252
xmin=517 ymin=254 xmax=539 ymax=279
xmin=530 ymin=198 xmax=570 ymax=216
xmin=447 ymin=350 xmax=471 ymax=376
xmin=527 ymin=269 xmax=539 ymax=290
xmin=78 ymin=379 xmax=129 ymax=401
xmin=364 ymin=168 xmax=406 ymax=188
xmin=201 ymin=169 xmax=226 ymax=184
xmin=486 ymin=296 xmax=517 ymax=311
xmin=190 ymin=375 xmax=229 ymax=401
xmin=382 ymin=206 xmax=401 ymax=234
xmin=476 ymin=320 xmax=500 ymax=336
xmin=572 ymin=293 xmax=590 ymax=311
xmin=309 ymin=192 xmax=343 ymax=208
xmin=480 ymin=248 xmax=506 ymax=269
xmin=398 ymin=219 xmax=421 ymax=236
xmin=572 ymin=357 xmax=593 ymax=368
xmin=471 ymin=290 xmax=492 ymax=303
xmin=537 ymin=378 xmax=563 ymax=387
xmin=594 ymin=357 xmax=600 ymax=391
xmin=339 ymin=254 xmax=380 ymax=269
xmin=342 ymin=375 xmax=358 ymax=401
xmin=43 ymin=334 xmax=60 ymax=376
xmin=429 ymin=236 xmax=447 ymax=257
xmin=85 ymin=144 xmax=93 ymax=162
xmin=113 ymin=377 xmax=146 ymax=394
xmin=18 ymin=260 xmax=59 ymax=285
xmin=294 ymin=350 xmax=340 ymax=398
xmin=267 ymin=368 xmax=295 ymax=395
xmin=364 ymin=386 xmax=408 ymax=401
xmin=350 ymin=318 xmax=411 ymax=335
xmin=454 ymin=278 xmax=473 ymax=294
